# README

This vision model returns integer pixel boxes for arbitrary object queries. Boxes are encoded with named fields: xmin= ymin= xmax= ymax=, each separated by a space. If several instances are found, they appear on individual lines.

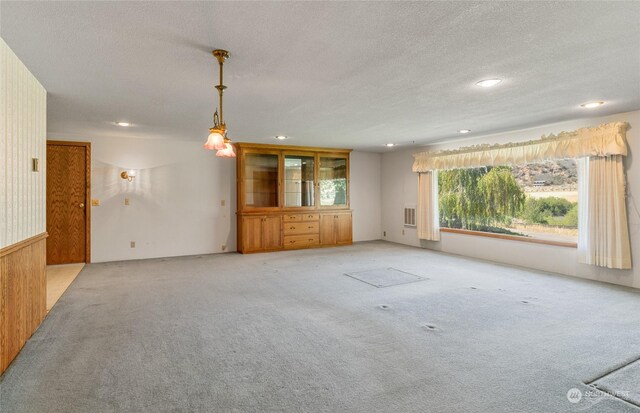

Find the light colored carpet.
xmin=1 ymin=241 xmax=639 ymax=412
xmin=590 ymin=358 xmax=640 ymax=407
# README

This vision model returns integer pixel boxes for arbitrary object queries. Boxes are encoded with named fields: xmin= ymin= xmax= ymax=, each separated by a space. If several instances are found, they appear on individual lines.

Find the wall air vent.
xmin=404 ymin=205 xmax=416 ymax=227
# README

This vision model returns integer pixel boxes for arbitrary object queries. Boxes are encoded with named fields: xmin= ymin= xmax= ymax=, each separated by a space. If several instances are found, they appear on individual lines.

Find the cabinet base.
xmin=237 ymin=242 xmax=353 ymax=254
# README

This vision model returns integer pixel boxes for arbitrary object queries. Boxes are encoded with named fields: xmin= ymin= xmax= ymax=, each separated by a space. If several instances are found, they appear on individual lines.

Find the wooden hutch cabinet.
xmin=236 ymin=143 xmax=352 ymax=254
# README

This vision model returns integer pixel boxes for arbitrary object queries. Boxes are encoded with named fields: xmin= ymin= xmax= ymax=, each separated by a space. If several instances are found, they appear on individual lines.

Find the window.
xmin=438 ymin=159 xmax=578 ymax=243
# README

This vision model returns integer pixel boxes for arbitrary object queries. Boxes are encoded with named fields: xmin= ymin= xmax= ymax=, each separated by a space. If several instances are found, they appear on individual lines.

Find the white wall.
xmin=351 ymin=151 xmax=382 ymax=242
xmin=47 ymin=135 xmax=236 ymax=263
xmin=381 ymin=149 xmax=421 ymax=246
xmin=0 ymin=38 xmax=47 ymax=248
xmin=382 ymin=110 xmax=640 ymax=289
xmin=46 ymin=134 xmax=382 ymax=262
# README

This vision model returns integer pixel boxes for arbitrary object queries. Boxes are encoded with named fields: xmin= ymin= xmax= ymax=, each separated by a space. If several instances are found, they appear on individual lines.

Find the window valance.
xmin=412 ymin=122 xmax=629 ymax=172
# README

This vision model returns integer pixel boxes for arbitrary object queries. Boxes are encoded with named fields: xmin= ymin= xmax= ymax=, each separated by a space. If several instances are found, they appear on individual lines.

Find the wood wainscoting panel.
xmin=0 ymin=233 xmax=47 ymax=374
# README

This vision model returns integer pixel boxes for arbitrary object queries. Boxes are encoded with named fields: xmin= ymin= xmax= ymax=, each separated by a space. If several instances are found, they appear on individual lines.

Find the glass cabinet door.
xmin=319 ymin=156 xmax=348 ymax=207
xmin=244 ymin=153 xmax=279 ymax=208
xmin=284 ymin=154 xmax=315 ymax=207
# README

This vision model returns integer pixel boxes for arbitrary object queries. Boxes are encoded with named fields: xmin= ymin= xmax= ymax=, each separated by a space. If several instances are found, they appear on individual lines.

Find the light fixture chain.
xmin=218 ymin=58 xmax=224 ymax=124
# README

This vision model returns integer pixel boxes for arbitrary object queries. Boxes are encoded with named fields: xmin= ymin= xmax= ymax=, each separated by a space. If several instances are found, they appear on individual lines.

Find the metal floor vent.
xmin=345 ymin=267 xmax=426 ymax=288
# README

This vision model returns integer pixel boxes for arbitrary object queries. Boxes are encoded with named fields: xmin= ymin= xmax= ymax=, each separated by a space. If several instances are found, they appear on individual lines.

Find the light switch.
xmin=91 ymin=199 xmax=100 ymax=206
xmin=221 ymin=199 xmax=226 ymax=206
xmin=124 ymin=198 xmax=130 ymax=206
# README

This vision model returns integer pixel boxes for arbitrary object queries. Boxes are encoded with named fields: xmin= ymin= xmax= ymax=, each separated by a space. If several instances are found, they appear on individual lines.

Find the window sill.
xmin=440 ymin=228 xmax=577 ymax=248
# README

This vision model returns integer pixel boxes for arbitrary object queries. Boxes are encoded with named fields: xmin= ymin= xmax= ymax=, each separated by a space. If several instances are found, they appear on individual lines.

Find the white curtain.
xmin=578 ymin=155 xmax=632 ymax=269
xmin=413 ymin=122 xmax=628 ymax=172
xmin=417 ymin=171 xmax=439 ymax=241
xmin=577 ymin=158 xmax=590 ymax=259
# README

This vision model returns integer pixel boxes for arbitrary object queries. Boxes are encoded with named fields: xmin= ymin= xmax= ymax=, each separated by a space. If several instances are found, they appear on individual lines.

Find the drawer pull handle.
xmin=308 ymin=226 xmax=314 ymax=229
xmin=290 ymin=226 xmax=295 ymax=230
xmin=289 ymin=240 xmax=296 ymax=244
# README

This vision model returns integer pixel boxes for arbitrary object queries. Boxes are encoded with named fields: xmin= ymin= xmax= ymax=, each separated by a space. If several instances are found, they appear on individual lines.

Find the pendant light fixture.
xmin=204 ymin=49 xmax=236 ymax=158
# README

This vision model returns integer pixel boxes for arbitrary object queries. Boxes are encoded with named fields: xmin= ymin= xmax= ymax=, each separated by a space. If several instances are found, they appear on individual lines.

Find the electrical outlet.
xmin=383 ymin=231 xmax=386 ymax=237
xmin=130 ymin=241 xmax=135 ymax=248
xmin=221 ymin=199 xmax=225 ymax=207
xmin=124 ymin=198 xmax=130 ymax=206
xmin=221 ymin=244 xmax=226 ymax=251
xmin=402 ymin=229 xmax=405 ymax=235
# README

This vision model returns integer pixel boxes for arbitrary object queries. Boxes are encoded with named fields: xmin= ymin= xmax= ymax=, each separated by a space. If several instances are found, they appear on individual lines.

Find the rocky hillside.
xmin=511 ymin=159 xmax=577 ymax=188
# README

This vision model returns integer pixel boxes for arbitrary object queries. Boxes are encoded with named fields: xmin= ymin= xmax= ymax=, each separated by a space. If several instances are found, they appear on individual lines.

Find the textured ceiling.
xmin=1 ymin=1 xmax=639 ymax=151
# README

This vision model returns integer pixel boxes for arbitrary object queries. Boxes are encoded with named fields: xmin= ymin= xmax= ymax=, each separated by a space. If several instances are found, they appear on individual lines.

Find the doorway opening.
xmin=46 ymin=140 xmax=91 ymax=309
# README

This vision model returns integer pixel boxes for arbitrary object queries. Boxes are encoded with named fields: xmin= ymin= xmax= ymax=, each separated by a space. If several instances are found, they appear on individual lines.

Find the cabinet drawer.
xmin=284 ymin=234 xmax=319 ymax=248
xmin=284 ymin=222 xmax=319 ymax=235
xmin=283 ymin=213 xmax=319 ymax=222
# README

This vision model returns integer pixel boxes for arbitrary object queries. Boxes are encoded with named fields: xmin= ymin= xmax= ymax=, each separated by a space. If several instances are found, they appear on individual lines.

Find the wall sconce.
xmin=120 ymin=170 xmax=136 ymax=182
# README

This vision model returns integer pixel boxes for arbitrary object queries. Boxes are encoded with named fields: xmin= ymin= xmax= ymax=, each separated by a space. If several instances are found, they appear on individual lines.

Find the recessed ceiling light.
xmin=580 ymin=101 xmax=605 ymax=109
xmin=475 ymin=78 xmax=502 ymax=88
xmin=385 ymin=143 xmax=395 ymax=147
xmin=275 ymin=135 xmax=287 ymax=140
xmin=458 ymin=129 xmax=471 ymax=134
xmin=115 ymin=121 xmax=131 ymax=127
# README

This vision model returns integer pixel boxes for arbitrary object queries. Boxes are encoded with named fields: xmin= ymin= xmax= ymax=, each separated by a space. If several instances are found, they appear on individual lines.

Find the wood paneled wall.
xmin=0 ymin=233 xmax=47 ymax=374
xmin=0 ymin=38 xmax=47 ymax=249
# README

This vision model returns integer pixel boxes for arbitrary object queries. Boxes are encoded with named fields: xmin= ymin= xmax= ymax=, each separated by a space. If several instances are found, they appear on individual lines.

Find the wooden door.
xmin=241 ymin=216 xmax=264 ymax=252
xmin=46 ymin=142 xmax=90 ymax=264
xmin=319 ymin=214 xmax=336 ymax=245
xmin=262 ymin=216 xmax=282 ymax=250
xmin=335 ymin=213 xmax=352 ymax=244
